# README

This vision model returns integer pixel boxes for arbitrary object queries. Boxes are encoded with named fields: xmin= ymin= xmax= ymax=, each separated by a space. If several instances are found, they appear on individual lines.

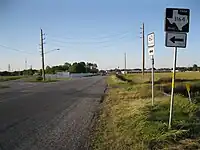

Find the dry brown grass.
xmin=124 ymin=72 xmax=200 ymax=84
xmin=93 ymin=75 xmax=200 ymax=150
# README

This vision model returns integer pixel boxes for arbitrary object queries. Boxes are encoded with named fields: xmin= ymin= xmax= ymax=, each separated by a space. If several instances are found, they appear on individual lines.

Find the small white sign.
xmin=148 ymin=47 xmax=154 ymax=56
xmin=147 ymin=33 xmax=155 ymax=47
xmin=165 ymin=32 xmax=187 ymax=48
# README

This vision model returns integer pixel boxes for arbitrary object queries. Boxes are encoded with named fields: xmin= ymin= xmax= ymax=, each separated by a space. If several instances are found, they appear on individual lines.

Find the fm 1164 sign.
xmin=165 ymin=32 xmax=187 ymax=48
xmin=165 ymin=8 xmax=190 ymax=33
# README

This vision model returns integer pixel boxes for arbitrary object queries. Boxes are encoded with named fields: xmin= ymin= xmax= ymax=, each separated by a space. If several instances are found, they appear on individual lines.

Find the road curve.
xmin=0 ymin=76 xmax=106 ymax=150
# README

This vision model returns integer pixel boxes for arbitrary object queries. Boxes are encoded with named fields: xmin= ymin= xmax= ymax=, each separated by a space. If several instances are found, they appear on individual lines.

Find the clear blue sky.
xmin=0 ymin=0 xmax=199 ymax=71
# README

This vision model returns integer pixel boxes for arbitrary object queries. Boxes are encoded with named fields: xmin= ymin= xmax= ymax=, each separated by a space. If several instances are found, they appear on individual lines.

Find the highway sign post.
xmin=165 ymin=8 xmax=190 ymax=129
xmin=147 ymin=32 xmax=155 ymax=106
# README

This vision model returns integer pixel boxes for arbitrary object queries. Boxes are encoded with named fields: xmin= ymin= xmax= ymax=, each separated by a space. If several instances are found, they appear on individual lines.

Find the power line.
xmin=0 ymin=44 xmax=35 ymax=54
xmin=48 ymin=36 xmax=137 ymax=50
xmin=47 ymin=29 xmax=133 ymax=41
xmin=48 ymin=32 xmax=131 ymax=45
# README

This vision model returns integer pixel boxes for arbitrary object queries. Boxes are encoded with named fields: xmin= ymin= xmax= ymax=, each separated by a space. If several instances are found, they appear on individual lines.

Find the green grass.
xmin=0 ymin=85 xmax=10 ymax=89
xmin=55 ymin=77 xmax=70 ymax=81
xmin=24 ymin=77 xmax=70 ymax=83
xmin=93 ymin=74 xmax=200 ymax=150
xmin=24 ymin=77 xmax=56 ymax=83
xmin=0 ymin=76 xmax=23 ymax=82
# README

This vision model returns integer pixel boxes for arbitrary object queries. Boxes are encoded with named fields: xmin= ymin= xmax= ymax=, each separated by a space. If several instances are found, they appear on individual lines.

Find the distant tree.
xmin=50 ymin=65 xmax=66 ymax=73
xmin=68 ymin=62 xmax=87 ymax=73
xmin=93 ymin=63 xmax=97 ymax=68
xmin=193 ymin=64 xmax=198 ymax=71
xmin=27 ymin=69 xmax=34 ymax=75
xmin=76 ymin=62 xmax=86 ymax=73
xmin=46 ymin=66 xmax=51 ymax=70
xmin=79 ymin=62 xmax=86 ymax=67
xmin=46 ymin=66 xmax=54 ymax=74
xmin=68 ymin=63 xmax=78 ymax=73
xmin=63 ymin=62 xmax=71 ymax=71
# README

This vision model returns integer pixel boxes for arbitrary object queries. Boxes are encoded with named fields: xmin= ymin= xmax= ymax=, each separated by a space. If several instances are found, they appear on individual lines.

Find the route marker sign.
xmin=165 ymin=8 xmax=190 ymax=33
xmin=147 ymin=32 xmax=155 ymax=106
xmin=148 ymin=47 xmax=154 ymax=56
xmin=166 ymin=32 xmax=187 ymax=48
xmin=165 ymin=8 xmax=190 ymax=129
xmin=147 ymin=32 xmax=155 ymax=56
xmin=148 ymin=33 xmax=155 ymax=47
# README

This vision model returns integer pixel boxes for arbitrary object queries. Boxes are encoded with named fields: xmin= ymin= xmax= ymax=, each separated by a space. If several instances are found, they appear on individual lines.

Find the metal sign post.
xmin=186 ymin=83 xmax=192 ymax=102
xmin=147 ymin=32 xmax=155 ymax=106
xmin=168 ymin=47 xmax=177 ymax=129
xmin=165 ymin=8 xmax=190 ymax=129
xmin=151 ymin=55 xmax=154 ymax=106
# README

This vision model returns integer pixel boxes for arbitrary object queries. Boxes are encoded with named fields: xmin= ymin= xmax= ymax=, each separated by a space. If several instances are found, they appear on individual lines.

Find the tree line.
xmin=0 ymin=63 xmax=199 ymax=76
xmin=109 ymin=64 xmax=200 ymax=72
xmin=45 ymin=62 xmax=98 ymax=74
xmin=0 ymin=62 xmax=98 ymax=76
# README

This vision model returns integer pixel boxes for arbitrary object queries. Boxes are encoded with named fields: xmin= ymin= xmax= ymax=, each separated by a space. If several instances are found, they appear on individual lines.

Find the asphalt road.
xmin=0 ymin=76 xmax=106 ymax=150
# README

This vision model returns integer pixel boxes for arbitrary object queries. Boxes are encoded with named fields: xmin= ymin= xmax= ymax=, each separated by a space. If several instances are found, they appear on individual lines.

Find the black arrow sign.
xmin=170 ymin=36 xmax=184 ymax=43
xmin=149 ymin=50 xmax=153 ymax=53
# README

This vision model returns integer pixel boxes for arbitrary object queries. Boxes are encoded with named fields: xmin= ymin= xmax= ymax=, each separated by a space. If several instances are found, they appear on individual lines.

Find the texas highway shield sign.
xmin=165 ymin=8 xmax=190 ymax=33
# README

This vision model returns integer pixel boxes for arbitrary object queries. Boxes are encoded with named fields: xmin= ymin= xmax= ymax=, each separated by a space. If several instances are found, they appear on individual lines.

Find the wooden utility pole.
xmin=25 ymin=58 xmax=27 ymax=76
xmin=124 ymin=52 xmax=127 ymax=70
xmin=142 ymin=23 xmax=145 ymax=75
xmin=25 ymin=58 xmax=27 ymax=70
xmin=8 ymin=64 xmax=11 ymax=72
xmin=40 ymin=29 xmax=45 ymax=81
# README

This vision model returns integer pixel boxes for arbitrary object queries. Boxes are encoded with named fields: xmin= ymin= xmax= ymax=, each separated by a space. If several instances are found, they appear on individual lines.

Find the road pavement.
xmin=0 ymin=76 xmax=106 ymax=150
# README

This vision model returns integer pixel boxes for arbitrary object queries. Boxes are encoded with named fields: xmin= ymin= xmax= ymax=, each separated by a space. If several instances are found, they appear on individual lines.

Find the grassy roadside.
xmin=93 ymin=74 xmax=200 ymax=150
xmin=0 ymin=76 xmax=23 ymax=82
xmin=24 ymin=77 xmax=70 ymax=83
xmin=0 ymin=85 xmax=10 ymax=89
xmin=124 ymin=72 xmax=200 ymax=84
xmin=26 ymin=78 xmax=58 ymax=83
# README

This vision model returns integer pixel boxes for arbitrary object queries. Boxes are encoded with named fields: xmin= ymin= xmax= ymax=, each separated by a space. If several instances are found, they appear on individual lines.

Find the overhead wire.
xmin=47 ymin=29 xmax=132 ymax=41
xmin=48 ymin=32 xmax=131 ymax=45
xmin=0 ymin=44 xmax=36 ymax=54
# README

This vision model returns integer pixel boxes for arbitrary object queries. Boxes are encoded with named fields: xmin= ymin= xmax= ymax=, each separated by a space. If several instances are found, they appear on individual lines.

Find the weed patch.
xmin=93 ymin=75 xmax=200 ymax=150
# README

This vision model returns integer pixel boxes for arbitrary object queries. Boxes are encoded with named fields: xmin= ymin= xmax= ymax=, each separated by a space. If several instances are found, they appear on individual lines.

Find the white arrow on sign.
xmin=167 ymin=10 xmax=188 ymax=31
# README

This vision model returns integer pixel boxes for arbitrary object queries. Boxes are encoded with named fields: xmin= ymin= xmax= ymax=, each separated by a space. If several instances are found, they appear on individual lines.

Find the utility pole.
xmin=25 ymin=58 xmax=27 ymax=76
xmin=8 ymin=64 xmax=11 ymax=72
xmin=25 ymin=58 xmax=27 ymax=70
xmin=40 ymin=29 xmax=45 ymax=81
xmin=140 ymin=23 xmax=145 ymax=75
xmin=124 ymin=52 xmax=127 ymax=70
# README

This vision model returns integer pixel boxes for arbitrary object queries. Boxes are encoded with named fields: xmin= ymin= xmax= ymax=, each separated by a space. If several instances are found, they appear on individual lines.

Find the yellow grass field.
xmin=124 ymin=72 xmax=200 ymax=83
